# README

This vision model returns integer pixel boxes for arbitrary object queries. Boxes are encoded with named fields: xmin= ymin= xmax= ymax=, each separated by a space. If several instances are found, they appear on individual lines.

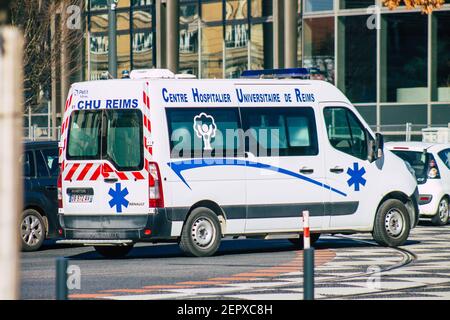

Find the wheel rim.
xmin=21 ymin=215 xmax=43 ymax=246
xmin=438 ymin=199 xmax=449 ymax=222
xmin=191 ymin=217 xmax=215 ymax=249
xmin=384 ymin=209 xmax=404 ymax=238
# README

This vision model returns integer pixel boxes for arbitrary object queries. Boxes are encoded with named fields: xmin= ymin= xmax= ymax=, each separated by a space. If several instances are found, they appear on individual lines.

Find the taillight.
xmin=57 ymin=168 xmax=62 ymax=209
xmin=148 ymin=162 xmax=164 ymax=208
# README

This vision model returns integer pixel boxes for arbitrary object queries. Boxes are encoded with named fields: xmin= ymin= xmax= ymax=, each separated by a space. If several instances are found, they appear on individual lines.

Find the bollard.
xmin=56 ymin=257 xmax=68 ymax=300
xmin=302 ymin=210 xmax=314 ymax=300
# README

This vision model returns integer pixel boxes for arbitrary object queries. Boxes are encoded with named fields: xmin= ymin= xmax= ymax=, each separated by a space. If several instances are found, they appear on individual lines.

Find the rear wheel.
xmin=179 ymin=207 xmax=222 ymax=257
xmin=431 ymin=197 xmax=449 ymax=226
xmin=21 ymin=209 xmax=46 ymax=252
xmin=94 ymin=245 xmax=134 ymax=258
xmin=372 ymin=199 xmax=410 ymax=247
xmin=289 ymin=234 xmax=321 ymax=248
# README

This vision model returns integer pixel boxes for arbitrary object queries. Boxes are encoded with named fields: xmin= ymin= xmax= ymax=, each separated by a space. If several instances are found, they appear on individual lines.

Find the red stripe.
xmin=144 ymin=159 xmax=149 ymax=172
xmin=89 ymin=165 xmax=101 ymax=181
xmin=116 ymin=171 xmax=128 ymax=180
xmin=76 ymin=163 xmax=93 ymax=181
xmin=304 ymin=227 xmax=310 ymax=238
xmin=64 ymin=163 xmax=80 ymax=181
xmin=132 ymin=172 xmax=145 ymax=180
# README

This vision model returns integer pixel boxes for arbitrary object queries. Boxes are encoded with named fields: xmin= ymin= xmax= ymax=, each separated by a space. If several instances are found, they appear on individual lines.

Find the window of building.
xmin=355 ymin=106 xmax=377 ymax=126
xmin=166 ymin=108 xmax=242 ymax=158
xmin=201 ymin=25 xmax=224 ymax=78
xmin=241 ymin=107 xmax=319 ymax=157
xmin=431 ymin=105 xmax=450 ymax=126
xmin=303 ymin=17 xmax=335 ymax=84
xmin=381 ymin=13 xmax=428 ymax=103
xmin=338 ymin=15 xmax=376 ymax=103
xmin=180 ymin=1 xmax=199 ymax=76
xmin=339 ymin=0 xmax=374 ymax=9
xmin=304 ymin=0 xmax=333 ymax=13
xmin=324 ymin=107 xmax=368 ymax=160
xmin=225 ymin=23 xmax=249 ymax=78
xmin=433 ymin=11 xmax=450 ymax=102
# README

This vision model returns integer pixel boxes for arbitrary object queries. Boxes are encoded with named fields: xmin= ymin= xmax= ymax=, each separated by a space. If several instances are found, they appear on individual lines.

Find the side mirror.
xmin=367 ymin=131 xmax=384 ymax=163
xmin=376 ymin=133 xmax=384 ymax=159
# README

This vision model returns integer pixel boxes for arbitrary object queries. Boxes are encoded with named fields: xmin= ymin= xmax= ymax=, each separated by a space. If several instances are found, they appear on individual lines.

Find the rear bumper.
xmin=59 ymin=208 xmax=174 ymax=241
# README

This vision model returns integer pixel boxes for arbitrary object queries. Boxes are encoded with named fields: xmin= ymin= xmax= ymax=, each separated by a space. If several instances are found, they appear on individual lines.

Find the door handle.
xmin=299 ymin=167 xmax=314 ymax=174
xmin=330 ymin=167 xmax=344 ymax=174
xmin=104 ymin=178 xmax=118 ymax=183
xmin=45 ymin=185 xmax=57 ymax=190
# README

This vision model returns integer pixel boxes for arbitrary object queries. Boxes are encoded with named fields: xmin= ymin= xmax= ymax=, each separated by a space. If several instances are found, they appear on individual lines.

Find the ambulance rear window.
xmin=67 ymin=111 xmax=101 ymax=159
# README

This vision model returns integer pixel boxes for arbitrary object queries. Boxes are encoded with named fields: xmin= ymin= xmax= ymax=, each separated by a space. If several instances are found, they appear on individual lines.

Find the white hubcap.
xmin=191 ymin=217 xmax=215 ymax=249
xmin=438 ymin=199 xmax=449 ymax=222
xmin=385 ymin=209 xmax=404 ymax=238
xmin=21 ymin=215 xmax=43 ymax=246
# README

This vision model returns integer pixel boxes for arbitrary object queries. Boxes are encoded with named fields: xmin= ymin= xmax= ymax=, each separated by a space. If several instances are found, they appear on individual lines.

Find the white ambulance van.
xmin=58 ymin=68 xmax=419 ymax=258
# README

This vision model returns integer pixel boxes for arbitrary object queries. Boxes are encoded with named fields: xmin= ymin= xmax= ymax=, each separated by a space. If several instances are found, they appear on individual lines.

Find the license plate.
xmin=69 ymin=194 xmax=93 ymax=203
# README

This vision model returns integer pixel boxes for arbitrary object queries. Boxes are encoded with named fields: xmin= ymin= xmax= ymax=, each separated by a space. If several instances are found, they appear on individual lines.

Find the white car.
xmin=387 ymin=142 xmax=450 ymax=226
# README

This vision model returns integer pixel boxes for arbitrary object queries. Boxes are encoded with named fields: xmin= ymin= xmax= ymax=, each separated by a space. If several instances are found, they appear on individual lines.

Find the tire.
xmin=372 ymin=199 xmax=411 ymax=247
xmin=20 ymin=209 xmax=46 ymax=252
xmin=179 ymin=207 xmax=222 ymax=257
xmin=94 ymin=245 xmax=134 ymax=258
xmin=289 ymin=234 xmax=321 ymax=248
xmin=431 ymin=197 xmax=449 ymax=226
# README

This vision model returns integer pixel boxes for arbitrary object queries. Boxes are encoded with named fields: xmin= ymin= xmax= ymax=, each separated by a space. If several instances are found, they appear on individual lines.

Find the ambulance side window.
xmin=166 ymin=108 xmax=242 ymax=158
xmin=240 ymin=107 xmax=318 ymax=157
xmin=323 ymin=107 xmax=368 ymax=160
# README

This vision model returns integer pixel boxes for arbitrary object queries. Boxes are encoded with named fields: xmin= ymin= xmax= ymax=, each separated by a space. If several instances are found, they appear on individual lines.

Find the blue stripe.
xmin=168 ymin=158 xmax=347 ymax=197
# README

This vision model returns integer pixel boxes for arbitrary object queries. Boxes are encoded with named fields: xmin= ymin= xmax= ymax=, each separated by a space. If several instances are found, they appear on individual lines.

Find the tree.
xmin=383 ymin=0 xmax=446 ymax=14
xmin=10 ymin=0 xmax=83 ymax=111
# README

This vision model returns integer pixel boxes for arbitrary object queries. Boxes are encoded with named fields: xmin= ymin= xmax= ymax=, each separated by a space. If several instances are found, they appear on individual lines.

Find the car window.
xmin=323 ymin=107 xmax=368 ymax=160
xmin=240 ymin=107 xmax=318 ymax=157
xmin=438 ymin=149 xmax=450 ymax=170
xmin=35 ymin=151 xmax=50 ymax=177
xmin=166 ymin=108 xmax=242 ymax=158
xmin=21 ymin=151 xmax=35 ymax=177
xmin=41 ymin=148 xmax=59 ymax=177
xmin=391 ymin=150 xmax=429 ymax=184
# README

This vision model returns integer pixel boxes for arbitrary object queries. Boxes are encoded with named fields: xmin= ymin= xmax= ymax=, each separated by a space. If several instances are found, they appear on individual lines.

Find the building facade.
xmin=26 ymin=0 xmax=448 ymax=140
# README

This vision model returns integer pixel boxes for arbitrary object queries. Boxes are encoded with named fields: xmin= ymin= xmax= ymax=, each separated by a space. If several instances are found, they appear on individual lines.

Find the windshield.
xmin=391 ymin=150 xmax=429 ymax=184
xmin=67 ymin=109 xmax=143 ymax=171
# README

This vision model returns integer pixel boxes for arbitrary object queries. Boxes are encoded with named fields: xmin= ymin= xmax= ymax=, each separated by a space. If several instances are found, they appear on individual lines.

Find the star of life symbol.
xmin=193 ymin=112 xmax=217 ymax=151
xmin=108 ymin=183 xmax=129 ymax=213
xmin=347 ymin=162 xmax=367 ymax=192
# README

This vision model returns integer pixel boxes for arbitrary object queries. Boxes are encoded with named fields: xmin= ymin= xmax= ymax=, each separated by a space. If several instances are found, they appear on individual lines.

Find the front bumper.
xmin=409 ymin=187 xmax=420 ymax=227
xmin=59 ymin=208 xmax=174 ymax=241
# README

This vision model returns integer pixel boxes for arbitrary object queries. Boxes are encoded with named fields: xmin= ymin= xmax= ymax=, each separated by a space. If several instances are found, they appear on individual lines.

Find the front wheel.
xmin=94 ymin=245 xmax=134 ymax=258
xmin=179 ymin=207 xmax=222 ymax=257
xmin=372 ymin=199 xmax=411 ymax=247
xmin=431 ymin=197 xmax=449 ymax=226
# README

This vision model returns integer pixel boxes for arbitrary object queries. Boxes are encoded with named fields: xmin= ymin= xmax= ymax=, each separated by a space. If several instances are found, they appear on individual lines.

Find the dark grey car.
xmin=21 ymin=141 xmax=59 ymax=251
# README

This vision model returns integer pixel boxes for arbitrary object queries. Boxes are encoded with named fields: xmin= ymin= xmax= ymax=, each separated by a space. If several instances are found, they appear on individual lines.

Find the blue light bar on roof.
xmin=241 ymin=68 xmax=310 ymax=79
